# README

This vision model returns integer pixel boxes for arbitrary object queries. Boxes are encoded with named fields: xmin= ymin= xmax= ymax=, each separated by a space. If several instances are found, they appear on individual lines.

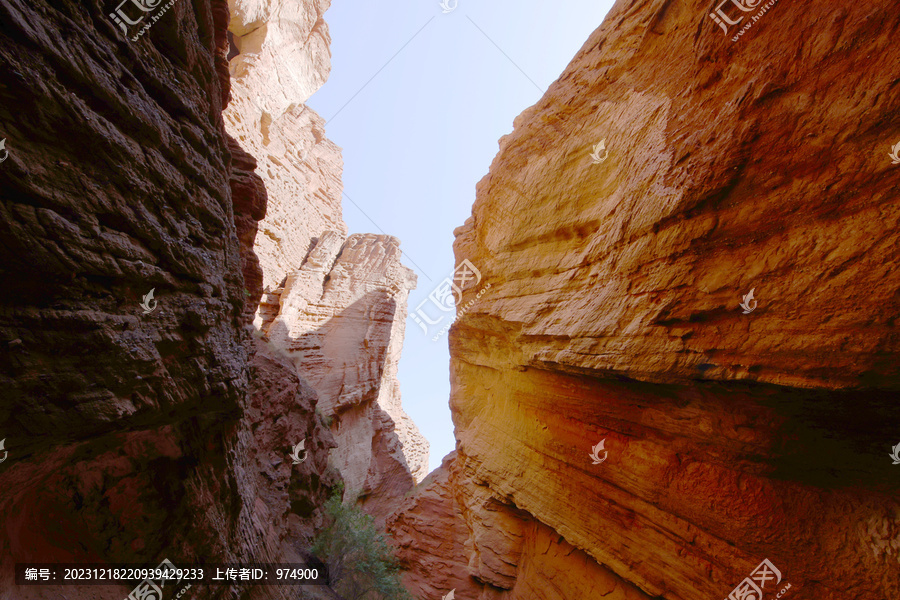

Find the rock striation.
xmin=258 ymin=231 xmax=428 ymax=523
xmin=225 ymin=0 xmax=429 ymax=524
xmin=389 ymin=1 xmax=900 ymax=599
xmin=0 ymin=1 xmax=339 ymax=599
xmin=224 ymin=0 xmax=346 ymax=294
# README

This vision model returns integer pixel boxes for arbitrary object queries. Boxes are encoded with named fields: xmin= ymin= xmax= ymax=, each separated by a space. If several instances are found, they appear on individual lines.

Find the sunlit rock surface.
xmin=389 ymin=0 xmax=900 ymax=598
xmin=227 ymin=0 xmax=332 ymax=118
xmin=258 ymin=232 xmax=429 ymax=523
xmin=225 ymin=0 xmax=428 ymax=524
xmin=225 ymin=0 xmax=346 ymax=294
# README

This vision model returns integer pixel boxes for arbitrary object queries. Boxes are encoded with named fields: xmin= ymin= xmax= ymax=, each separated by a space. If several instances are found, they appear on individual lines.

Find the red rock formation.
xmin=389 ymin=0 xmax=900 ymax=598
xmin=0 ymin=1 xmax=339 ymax=599
xmin=225 ymin=0 xmax=429 ymax=525
xmin=258 ymin=231 xmax=428 ymax=524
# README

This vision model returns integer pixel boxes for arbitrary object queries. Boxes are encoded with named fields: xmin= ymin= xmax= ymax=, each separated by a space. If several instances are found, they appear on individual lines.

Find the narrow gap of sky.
xmin=306 ymin=0 xmax=616 ymax=473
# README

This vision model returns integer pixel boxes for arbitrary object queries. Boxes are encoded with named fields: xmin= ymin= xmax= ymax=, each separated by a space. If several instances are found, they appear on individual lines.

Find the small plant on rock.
xmin=311 ymin=483 xmax=412 ymax=600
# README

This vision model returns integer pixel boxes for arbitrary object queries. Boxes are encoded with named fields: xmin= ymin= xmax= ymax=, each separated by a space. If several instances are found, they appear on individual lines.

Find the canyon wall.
xmin=257 ymin=230 xmax=427 ymax=523
xmin=225 ymin=0 xmax=429 ymax=524
xmin=389 ymin=1 xmax=900 ymax=599
xmin=224 ymin=0 xmax=346 ymax=294
xmin=0 ymin=1 xmax=348 ymax=599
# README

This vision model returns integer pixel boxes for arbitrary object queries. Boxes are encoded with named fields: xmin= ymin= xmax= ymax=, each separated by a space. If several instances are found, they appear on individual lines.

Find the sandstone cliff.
xmin=0 ymin=1 xmax=342 ymax=599
xmin=257 ymin=231 xmax=428 ymax=523
xmin=389 ymin=1 xmax=900 ymax=599
xmin=225 ymin=0 xmax=429 ymax=523
xmin=224 ymin=0 xmax=346 ymax=294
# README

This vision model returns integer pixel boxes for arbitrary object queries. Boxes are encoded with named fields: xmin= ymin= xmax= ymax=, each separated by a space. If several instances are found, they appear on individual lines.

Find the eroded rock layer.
xmin=224 ymin=0 xmax=346 ymax=294
xmin=0 ymin=1 xmax=337 ymax=599
xmin=259 ymin=232 xmax=428 ymax=523
xmin=390 ymin=1 xmax=900 ymax=599
xmin=225 ymin=0 xmax=428 ymax=522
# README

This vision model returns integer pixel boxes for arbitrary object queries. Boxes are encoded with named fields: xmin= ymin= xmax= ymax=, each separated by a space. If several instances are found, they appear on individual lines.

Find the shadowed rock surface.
xmin=0 ymin=1 xmax=341 ymax=598
xmin=388 ymin=0 xmax=900 ymax=598
xmin=258 ymin=231 xmax=428 ymax=525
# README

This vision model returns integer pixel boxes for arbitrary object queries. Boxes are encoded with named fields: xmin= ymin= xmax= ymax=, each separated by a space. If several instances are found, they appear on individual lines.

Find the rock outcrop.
xmin=258 ymin=231 xmax=428 ymax=523
xmin=224 ymin=0 xmax=346 ymax=293
xmin=225 ymin=0 xmax=429 ymax=524
xmin=0 ymin=1 xmax=338 ymax=599
xmin=389 ymin=1 xmax=900 ymax=599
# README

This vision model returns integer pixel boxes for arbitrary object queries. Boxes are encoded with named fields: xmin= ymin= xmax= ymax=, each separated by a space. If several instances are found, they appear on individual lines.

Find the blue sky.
xmin=306 ymin=0 xmax=616 ymax=473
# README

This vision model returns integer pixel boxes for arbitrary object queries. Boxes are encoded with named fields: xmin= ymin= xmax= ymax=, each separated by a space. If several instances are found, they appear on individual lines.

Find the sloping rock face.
xmin=225 ymin=0 xmax=429 ymax=523
xmin=0 ymin=1 xmax=337 ymax=599
xmin=389 ymin=1 xmax=900 ymax=599
xmin=258 ymin=231 xmax=429 ymax=523
xmin=224 ymin=0 xmax=346 ymax=294
xmin=388 ymin=455 xmax=474 ymax=599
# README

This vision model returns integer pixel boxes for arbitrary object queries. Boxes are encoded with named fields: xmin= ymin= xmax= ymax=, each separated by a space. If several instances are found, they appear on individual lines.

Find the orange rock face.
xmin=390 ymin=0 xmax=900 ymax=598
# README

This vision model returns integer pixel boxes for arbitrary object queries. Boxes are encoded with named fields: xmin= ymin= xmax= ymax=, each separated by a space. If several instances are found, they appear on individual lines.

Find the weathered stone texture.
xmin=0 ymin=1 xmax=338 ymax=598
xmin=388 ymin=453 xmax=653 ymax=600
xmin=390 ymin=0 xmax=900 ymax=599
xmin=224 ymin=0 xmax=427 ymax=525
xmin=225 ymin=0 xmax=346 ymax=294
xmin=259 ymin=232 xmax=429 ymax=523
xmin=227 ymin=0 xmax=332 ymax=118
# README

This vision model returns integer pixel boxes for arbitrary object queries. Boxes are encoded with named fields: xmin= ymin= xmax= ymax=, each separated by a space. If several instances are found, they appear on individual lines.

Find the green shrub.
xmin=312 ymin=484 xmax=412 ymax=600
xmin=315 ymin=408 xmax=334 ymax=428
